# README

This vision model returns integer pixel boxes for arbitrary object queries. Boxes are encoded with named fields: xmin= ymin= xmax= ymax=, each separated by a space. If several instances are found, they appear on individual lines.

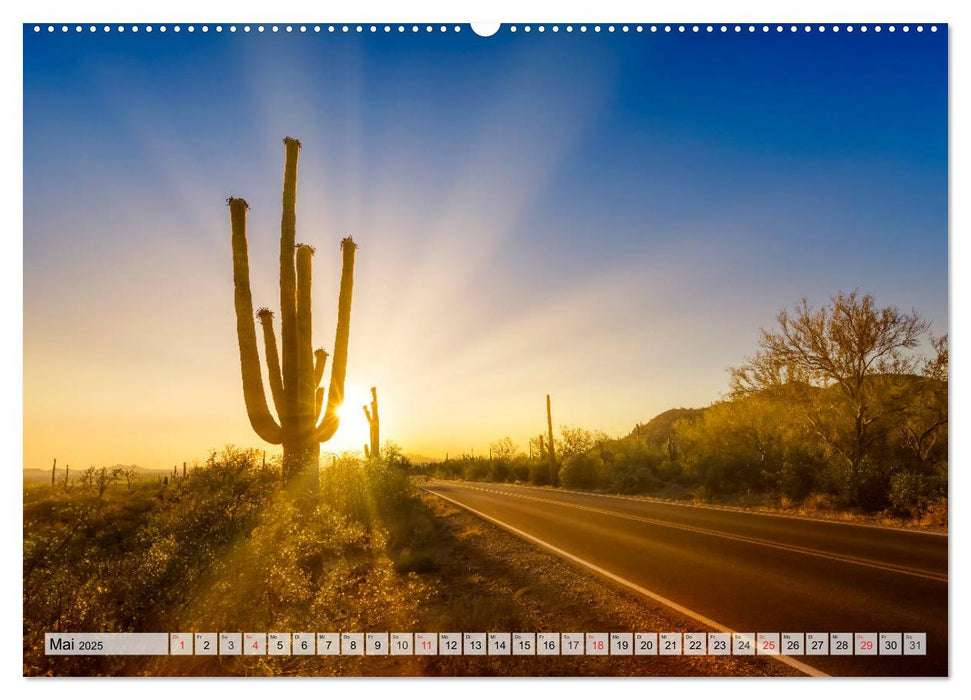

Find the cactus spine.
xmin=229 ymin=137 xmax=356 ymax=487
xmin=363 ymin=386 xmax=380 ymax=459
xmin=546 ymin=394 xmax=557 ymax=484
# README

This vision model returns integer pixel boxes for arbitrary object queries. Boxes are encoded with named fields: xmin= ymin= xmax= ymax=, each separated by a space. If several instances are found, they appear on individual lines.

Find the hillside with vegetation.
xmin=421 ymin=292 xmax=948 ymax=526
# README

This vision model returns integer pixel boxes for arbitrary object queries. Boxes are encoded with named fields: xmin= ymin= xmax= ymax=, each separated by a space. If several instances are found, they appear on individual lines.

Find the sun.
xmin=324 ymin=383 xmax=371 ymax=455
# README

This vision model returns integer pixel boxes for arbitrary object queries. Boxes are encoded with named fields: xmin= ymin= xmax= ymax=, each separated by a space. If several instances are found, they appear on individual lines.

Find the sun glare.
xmin=326 ymin=382 xmax=371 ymax=454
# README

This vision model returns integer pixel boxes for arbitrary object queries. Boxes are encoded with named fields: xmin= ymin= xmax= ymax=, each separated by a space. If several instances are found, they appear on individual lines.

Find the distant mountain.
xmin=23 ymin=464 xmax=173 ymax=483
xmin=629 ymin=407 xmax=705 ymax=450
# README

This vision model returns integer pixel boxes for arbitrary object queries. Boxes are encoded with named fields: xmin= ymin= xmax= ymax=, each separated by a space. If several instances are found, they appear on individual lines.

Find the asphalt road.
xmin=423 ymin=480 xmax=948 ymax=677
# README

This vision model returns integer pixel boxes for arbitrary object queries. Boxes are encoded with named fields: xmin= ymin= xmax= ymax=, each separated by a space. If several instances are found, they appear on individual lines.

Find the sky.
xmin=23 ymin=24 xmax=947 ymax=469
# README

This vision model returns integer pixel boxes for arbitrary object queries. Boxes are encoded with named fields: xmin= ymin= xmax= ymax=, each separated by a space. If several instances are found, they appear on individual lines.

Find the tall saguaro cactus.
xmin=229 ymin=137 xmax=356 ymax=487
xmin=546 ymin=394 xmax=557 ymax=484
xmin=363 ymin=387 xmax=380 ymax=459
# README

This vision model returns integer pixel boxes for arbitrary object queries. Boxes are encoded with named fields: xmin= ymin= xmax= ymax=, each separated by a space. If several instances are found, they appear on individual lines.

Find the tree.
xmin=119 ymin=468 xmax=138 ymax=492
xmin=489 ymin=437 xmax=519 ymax=462
xmin=558 ymin=426 xmax=594 ymax=460
xmin=79 ymin=467 xmax=120 ymax=498
xmin=730 ymin=291 xmax=930 ymax=501
xmin=893 ymin=334 xmax=948 ymax=475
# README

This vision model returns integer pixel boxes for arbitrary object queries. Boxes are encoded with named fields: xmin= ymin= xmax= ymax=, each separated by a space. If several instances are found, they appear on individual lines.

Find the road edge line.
xmin=422 ymin=485 xmax=829 ymax=678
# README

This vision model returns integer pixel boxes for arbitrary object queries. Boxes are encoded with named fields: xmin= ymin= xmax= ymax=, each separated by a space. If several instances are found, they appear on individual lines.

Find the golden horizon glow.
xmin=24 ymin=47 xmax=947 ymax=473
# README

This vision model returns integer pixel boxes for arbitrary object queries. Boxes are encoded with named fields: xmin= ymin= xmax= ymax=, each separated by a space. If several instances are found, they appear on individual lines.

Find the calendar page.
xmin=21 ymin=18 xmax=948 ymax=679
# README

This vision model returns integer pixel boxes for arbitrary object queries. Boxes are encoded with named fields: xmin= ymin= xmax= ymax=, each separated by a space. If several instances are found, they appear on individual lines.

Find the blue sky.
xmin=23 ymin=25 xmax=948 ymax=467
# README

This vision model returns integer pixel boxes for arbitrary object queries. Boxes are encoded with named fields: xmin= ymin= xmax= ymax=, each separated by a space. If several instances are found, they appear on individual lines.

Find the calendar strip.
xmin=45 ymin=632 xmax=926 ymax=656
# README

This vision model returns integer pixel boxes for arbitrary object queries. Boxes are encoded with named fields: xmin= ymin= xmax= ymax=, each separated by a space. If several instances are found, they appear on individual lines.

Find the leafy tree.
xmin=489 ymin=437 xmax=519 ymax=462
xmin=730 ymin=290 xmax=930 ymax=503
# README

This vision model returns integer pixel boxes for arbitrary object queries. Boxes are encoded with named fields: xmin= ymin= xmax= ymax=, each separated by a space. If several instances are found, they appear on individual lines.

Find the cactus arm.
xmin=316 ymin=237 xmax=356 ymax=442
xmin=364 ymin=444 xmax=370 ymax=459
xmin=296 ymin=244 xmax=315 ymax=440
xmin=228 ymin=198 xmax=283 ymax=444
xmin=279 ymin=137 xmax=301 ymax=441
xmin=363 ymin=405 xmax=372 ymax=423
xmin=256 ymin=309 xmax=286 ymax=420
xmin=368 ymin=387 xmax=380 ymax=459
xmin=315 ymin=387 xmax=324 ymax=423
xmin=314 ymin=348 xmax=328 ymax=388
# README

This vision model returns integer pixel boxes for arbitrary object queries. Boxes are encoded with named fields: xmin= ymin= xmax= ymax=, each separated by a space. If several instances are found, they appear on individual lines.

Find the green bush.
xmin=889 ymin=471 xmax=945 ymax=521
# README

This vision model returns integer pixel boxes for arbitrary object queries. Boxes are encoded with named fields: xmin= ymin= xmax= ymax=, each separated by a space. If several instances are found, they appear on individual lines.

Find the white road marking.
xmin=423 ymin=485 xmax=829 ymax=678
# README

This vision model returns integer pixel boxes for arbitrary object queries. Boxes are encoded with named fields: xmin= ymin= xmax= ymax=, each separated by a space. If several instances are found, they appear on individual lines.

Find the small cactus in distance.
xmin=546 ymin=394 xmax=557 ymax=484
xmin=363 ymin=387 xmax=380 ymax=459
xmin=228 ymin=138 xmax=357 ymax=488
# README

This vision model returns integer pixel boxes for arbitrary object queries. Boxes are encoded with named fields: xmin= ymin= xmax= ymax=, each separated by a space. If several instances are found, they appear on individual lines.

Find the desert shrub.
xmin=656 ymin=458 xmax=684 ymax=482
xmin=509 ymin=461 xmax=530 ymax=483
xmin=889 ymin=471 xmax=945 ymax=521
xmin=558 ymin=453 xmax=603 ymax=490
xmin=24 ymin=447 xmax=427 ymax=676
xmin=597 ymin=439 xmax=664 ymax=494
xmin=462 ymin=459 xmax=489 ymax=482
xmin=319 ymin=453 xmax=412 ymax=527
xmin=487 ymin=460 xmax=510 ymax=483
xmin=527 ymin=461 xmax=551 ymax=486
xmin=923 ymin=497 xmax=948 ymax=527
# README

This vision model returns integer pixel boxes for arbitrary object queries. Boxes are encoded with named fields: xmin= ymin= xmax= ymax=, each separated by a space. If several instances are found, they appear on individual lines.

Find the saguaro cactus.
xmin=229 ymin=137 xmax=356 ymax=487
xmin=50 ymin=458 xmax=56 ymax=488
xmin=546 ymin=394 xmax=557 ymax=484
xmin=363 ymin=386 xmax=380 ymax=459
